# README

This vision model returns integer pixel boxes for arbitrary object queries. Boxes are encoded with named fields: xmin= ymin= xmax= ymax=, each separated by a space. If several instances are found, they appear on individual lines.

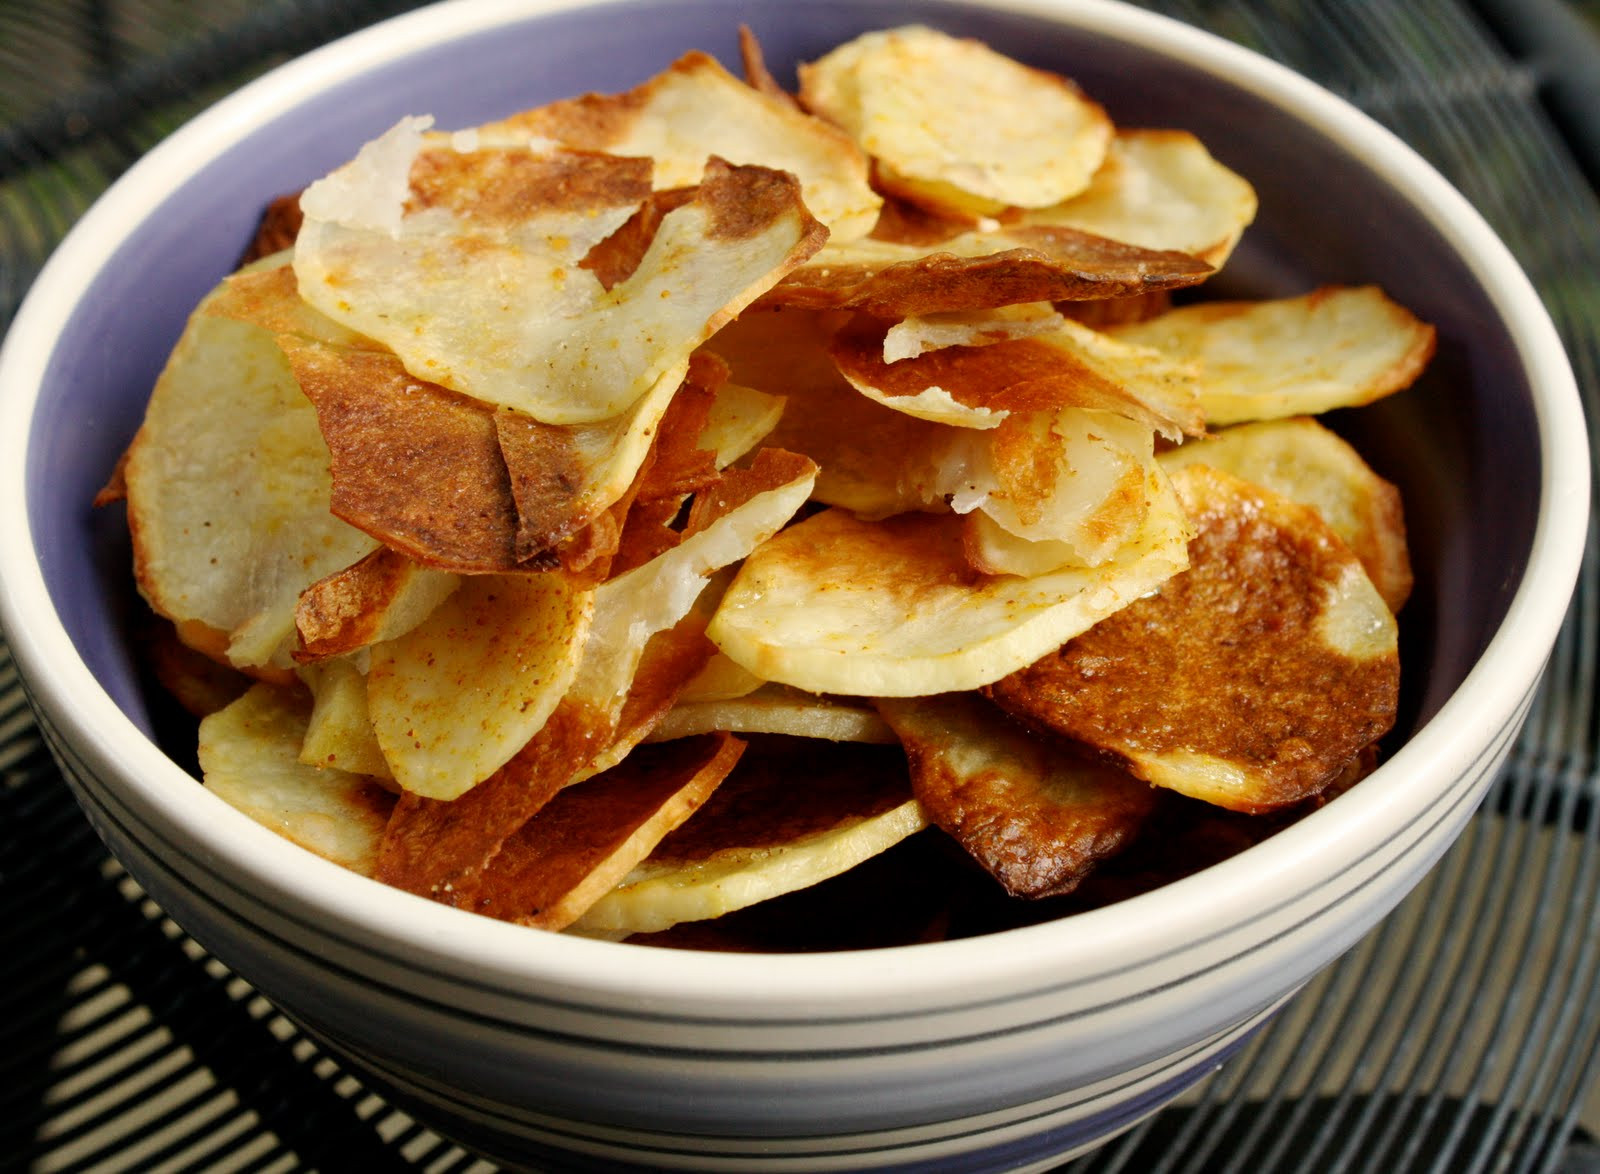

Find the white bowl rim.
xmin=0 ymin=0 xmax=1588 ymax=1018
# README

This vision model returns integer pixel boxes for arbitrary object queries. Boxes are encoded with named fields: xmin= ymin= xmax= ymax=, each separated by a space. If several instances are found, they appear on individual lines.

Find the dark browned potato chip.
xmin=986 ymin=465 xmax=1399 ymax=813
xmin=472 ymin=732 xmax=745 ymax=929
xmin=877 ymin=692 xmax=1155 ymax=897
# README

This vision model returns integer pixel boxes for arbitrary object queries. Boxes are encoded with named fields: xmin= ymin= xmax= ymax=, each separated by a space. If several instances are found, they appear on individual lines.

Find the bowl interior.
xmin=28 ymin=0 xmax=1539 ymax=805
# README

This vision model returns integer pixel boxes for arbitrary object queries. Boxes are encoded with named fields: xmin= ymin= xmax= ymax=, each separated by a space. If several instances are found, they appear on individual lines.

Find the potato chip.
xmin=568 ymin=738 xmax=927 ymax=938
xmin=124 ymin=289 xmax=380 ymax=673
xmin=296 ymin=135 xmax=825 ymax=423
xmin=649 ymin=684 xmax=897 ymax=744
xmin=1027 ymin=129 xmax=1257 ymax=267
xmin=876 ymin=693 xmax=1156 ymax=897
xmin=699 ymin=381 xmax=786 ymax=467
xmin=675 ymin=652 xmax=767 ymax=703
xmin=367 ymin=572 xmax=595 ymax=800
xmin=471 ymin=733 xmax=745 ymax=929
xmin=137 ymin=614 xmax=252 ymax=718
xmin=832 ymin=311 xmax=1204 ymax=439
xmin=987 ymin=466 xmax=1398 ymax=813
xmin=1159 ymin=416 xmax=1412 ymax=612
xmin=200 ymin=683 xmax=394 ymax=875
xmin=490 ymin=50 xmax=881 ymax=242
xmin=295 ymin=546 xmax=459 ymax=662
xmin=708 ymin=467 xmax=1190 ymax=697
xmin=799 ymin=26 xmax=1111 ymax=216
xmin=1107 ymin=286 xmax=1436 ymax=425
xmin=296 ymin=656 xmax=392 ymax=780
xmin=762 ymin=223 xmax=1213 ymax=317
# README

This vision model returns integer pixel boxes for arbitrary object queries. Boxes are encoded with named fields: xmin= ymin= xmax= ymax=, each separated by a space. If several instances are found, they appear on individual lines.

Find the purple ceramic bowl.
xmin=0 ymin=1 xmax=1587 ymax=1169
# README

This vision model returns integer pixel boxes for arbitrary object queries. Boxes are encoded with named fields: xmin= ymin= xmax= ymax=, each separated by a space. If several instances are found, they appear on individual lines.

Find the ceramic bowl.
xmin=0 ymin=0 xmax=1587 ymax=1170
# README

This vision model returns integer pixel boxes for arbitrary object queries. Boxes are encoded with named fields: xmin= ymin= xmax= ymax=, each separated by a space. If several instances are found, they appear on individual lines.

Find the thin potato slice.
xmin=1159 ymin=416 xmax=1412 ymax=612
xmin=296 ymin=657 xmax=392 ymax=781
xmin=832 ymin=312 xmax=1204 ymax=439
xmin=568 ymin=738 xmax=927 ymax=938
xmin=471 ymin=733 xmax=745 ymax=929
xmin=367 ymin=573 xmax=595 ymax=799
xmin=490 ymin=50 xmax=881 ymax=241
xmin=124 ymin=291 xmax=380 ymax=672
xmin=200 ymin=683 xmax=394 ymax=876
xmin=1107 ymin=286 xmax=1436 ymax=425
xmin=700 ymin=381 xmax=787 ymax=467
xmin=1027 ymin=129 xmax=1257 ymax=267
xmin=296 ymin=133 xmax=825 ymax=423
xmin=295 ymin=547 xmax=459 ymax=662
xmin=648 ymin=684 xmax=897 ymax=744
xmin=987 ymin=466 xmax=1398 ymax=813
xmin=876 ymin=693 xmax=1156 ymax=897
xmin=799 ymin=26 xmax=1111 ymax=216
xmin=708 ymin=467 xmax=1191 ymax=697
xmin=763 ymin=223 xmax=1212 ymax=317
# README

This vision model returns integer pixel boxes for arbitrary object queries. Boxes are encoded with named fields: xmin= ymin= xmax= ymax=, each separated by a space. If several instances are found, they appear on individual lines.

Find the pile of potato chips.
xmin=109 ymin=25 xmax=1433 ymax=948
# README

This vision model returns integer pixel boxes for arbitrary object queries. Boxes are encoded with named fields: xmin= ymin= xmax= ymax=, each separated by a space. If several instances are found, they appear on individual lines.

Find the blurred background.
xmin=4 ymin=1 xmax=1600 ymax=1171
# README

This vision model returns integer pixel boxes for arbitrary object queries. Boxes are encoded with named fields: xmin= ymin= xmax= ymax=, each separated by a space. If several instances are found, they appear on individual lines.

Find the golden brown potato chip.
xmin=1107 ymin=286 xmax=1436 ymax=425
xmin=832 ymin=311 xmax=1204 ymax=439
xmin=296 ymin=128 xmax=826 ymax=423
xmin=240 ymin=194 xmax=305 ymax=265
xmin=568 ymin=737 xmax=926 ymax=938
xmin=295 ymin=546 xmax=459 ymax=662
xmin=987 ymin=465 xmax=1398 ymax=812
xmin=471 ymin=732 xmax=745 ymax=929
xmin=876 ymin=693 xmax=1156 ymax=897
xmin=137 ymin=614 xmax=252 ymax=718
xmin=1159 ymin=416 xmax=1412 ymax=612
xmin=367 ymin=572 xmax=595 ymax=799
xmin=200 ymin=683 xmax=395 ymax=876
xmin=1027 ymin=128 xmax=1257 ymax=268
xmin=799 ymin=26 xmax=1111 ymax=216
xmin=708 ymin=470 xmax=1190 ymax=697
xmin=125 ymin=287 xmax=380 ymax=672
xmin=762 ymin=224 xmax=1213 ymax=317
xmin=491 ymin=50 xmax=880 ymax=241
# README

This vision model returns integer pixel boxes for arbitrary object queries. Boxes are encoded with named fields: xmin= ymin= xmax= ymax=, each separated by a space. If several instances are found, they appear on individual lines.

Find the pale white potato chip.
xmin=296 ymin=142 xmax=823 ymax=424
xmin=800 ymin=25 xmax=1111 ymax=215
xmin=367 ymin=573 xmax=595 ymax=800
xmin=200 ymin=683 xmax=393 ymax=876
xmin=124 ymin=291 xmax=379 ymax=673
xmin=707 ymin=467 xmax=1190 ymax=696
xmin=1107 ymin=286 xmax=1436 ymax=425
xmin=675 ymin=651 xmax=767 ymax=703
xmin=648 ymin=684 xmax=896 ymax=744
xmin=490 ymin=51 xmax=882 ymax=242
xmin=1028 ymin=129 xmax=1258 ymax=267
xmin=1158 ymin=416 xmax=1412 ymax=611
xmin=699 ymin=381 xmax=787 ymax=468
xmin=297 ymin=656 xmax=392 ymax=781
xmin=882 ymin=303 xmax=1063 ymax=363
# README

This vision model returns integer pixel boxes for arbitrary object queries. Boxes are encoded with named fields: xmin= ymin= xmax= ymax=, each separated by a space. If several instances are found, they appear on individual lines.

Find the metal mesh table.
xmin=5 ymin=1 xmax=1600 ymax=1171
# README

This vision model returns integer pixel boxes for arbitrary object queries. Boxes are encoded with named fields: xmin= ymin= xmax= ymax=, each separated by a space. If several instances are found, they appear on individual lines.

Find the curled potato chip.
xmin=200 ymin=683 xmax=394 ymax=876
xmin=708 ymin=466 xmax=1190 ymax=697
xmin=491 ymin=50 xmax=881 ymax=241
xmin=763 ymin=223 xmax=1212 ymax=317
xmin=833 ymin=311 xmax=1204 ymax=439
xmin=700 ymin=381 xmax=787 ymax=467
xmin=1027 ymin=129 xmax=1257 ymax=267
xmin=568 ymin=738 xmax=926 ymax=938
xmin=472 ymin=733 xmax=746 ymax=930
xmin=987 ymin=466 xmax=1398 ymax=813
xmin=1107 ymin=286 xmax=1436 ymax=425
xmin=648 ymin=684 xmax=897 ymax=744
xmin=1159 ymin=416 xmax=1412 ymax=612
xmin=296 ymin=137 xmax=825 ymax=424
xmin=125 ymin=288 xmax=380 ymax=673
xmin=876 ymin=693 xmax=1156 ymax=897
xmin=367 ymin=572 xmax=595 ymax=800
xmin=799 ymin=25 xmax=1111 ymax=216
